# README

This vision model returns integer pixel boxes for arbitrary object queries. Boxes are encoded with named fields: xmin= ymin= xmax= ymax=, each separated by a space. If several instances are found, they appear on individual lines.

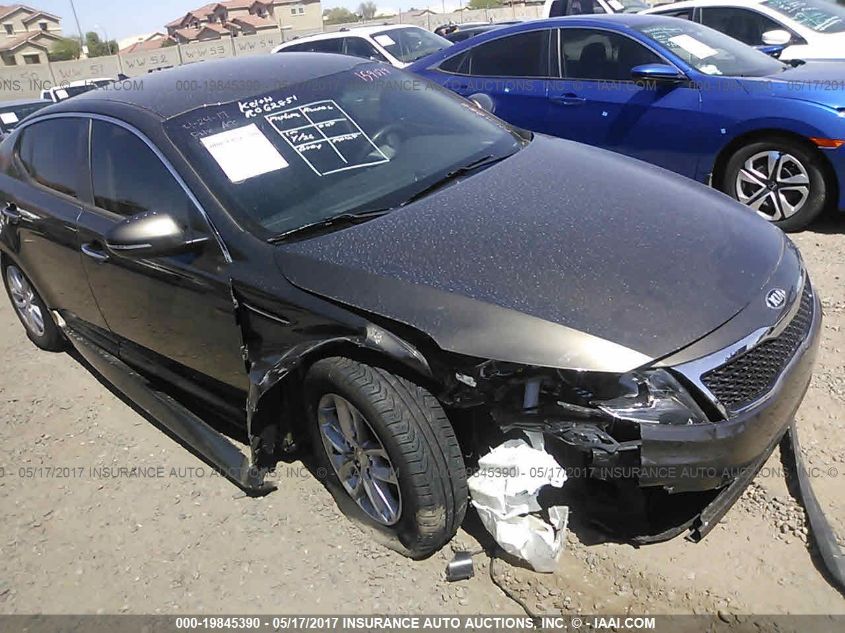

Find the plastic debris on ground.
xmin=468 ymin=433 xmax=569 ymax=573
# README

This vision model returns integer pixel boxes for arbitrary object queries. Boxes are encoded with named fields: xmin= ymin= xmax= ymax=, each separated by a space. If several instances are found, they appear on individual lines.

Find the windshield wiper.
xmin=401 ymin=153 xmax=512 ymax=207
xmin=268 ymin=207 xmax=391 ymax=243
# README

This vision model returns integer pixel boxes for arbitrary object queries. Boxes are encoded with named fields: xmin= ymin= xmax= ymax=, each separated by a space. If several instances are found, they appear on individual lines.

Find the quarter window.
xmin=17 ymin=118 xmax=88 ymax=198
xmin=90 ymin=121 xmax=193 ymax=220
xmin=560 ymin=29 xmax=662 ymax=81
xmin=446 ymin=30 xmax=551 ymax=77
xmin=700 ymin=7 xmax=786 ymax=45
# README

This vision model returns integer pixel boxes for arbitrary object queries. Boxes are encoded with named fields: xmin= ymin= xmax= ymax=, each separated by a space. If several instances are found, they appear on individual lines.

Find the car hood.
xmin=275 ymin=135 xmax=786 ymax=373
xmin=747 ymin=62 xmax=845 ymax=109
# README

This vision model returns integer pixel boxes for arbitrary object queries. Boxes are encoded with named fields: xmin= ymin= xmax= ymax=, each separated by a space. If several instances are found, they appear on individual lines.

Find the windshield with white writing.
xmin=636 ymin=21 xmax=786 ymax=76
xmin=164 ymin=66 xmax=524 ymax=238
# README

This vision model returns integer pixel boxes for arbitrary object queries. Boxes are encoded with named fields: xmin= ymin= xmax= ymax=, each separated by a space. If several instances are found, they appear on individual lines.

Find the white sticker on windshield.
xmin=266 ymin=100 xmax=389 ymax=177
xmin=55 ymin=89 xmax=69 ymax=100
xmin=200 ymin=123 xmax=289 ymax=184
xmin=609 ymin=0 xmax=624 ymax=10
xmin=669 ymin=34 xmax=718 ymax=59
xmin=373 ymin=34 xmax=395 ymax=47
xmin=0 ymin=112 xmax=18 ymax=124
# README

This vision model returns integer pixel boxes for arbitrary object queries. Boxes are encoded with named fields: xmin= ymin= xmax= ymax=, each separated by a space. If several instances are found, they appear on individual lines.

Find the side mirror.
xmin=630 ymin=63 xmax=687 ymax=84
xmin=105 ymin=211 xmax=205 ymax=259
xmin=762 ymin=29 xmax=792 ymax=46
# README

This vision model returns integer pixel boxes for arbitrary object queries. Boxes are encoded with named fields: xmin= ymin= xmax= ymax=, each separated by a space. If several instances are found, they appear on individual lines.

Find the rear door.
xmin=547 ymin=27 xmax=703 ymax=176
xmin=437 ymin=28 xmax=555 ymax=132
xmin=0 ymin=117 xmax=107 ymax=329
xmin=76 ymin=119 xmax=248 ymax=392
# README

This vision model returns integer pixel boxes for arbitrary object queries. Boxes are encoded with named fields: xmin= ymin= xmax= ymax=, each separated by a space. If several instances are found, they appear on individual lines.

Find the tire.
xmin=304 ymin=357 xmax=467 ymax=558
xmin=2 ymin=262 xmax=64 ymax=352
xmin=721 ymin=136 xmax=830 ymax=232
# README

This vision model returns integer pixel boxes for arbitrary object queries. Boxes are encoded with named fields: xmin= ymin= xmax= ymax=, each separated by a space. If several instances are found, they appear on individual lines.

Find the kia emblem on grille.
xmin=766 ymin=288 xmax=787 ymax=309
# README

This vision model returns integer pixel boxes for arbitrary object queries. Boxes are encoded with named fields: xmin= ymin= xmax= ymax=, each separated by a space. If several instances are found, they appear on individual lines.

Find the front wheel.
xmin=304 ymin=357 xmax=467 ymax=558
xmin=722 ymin=137 xmax=830 ymax=232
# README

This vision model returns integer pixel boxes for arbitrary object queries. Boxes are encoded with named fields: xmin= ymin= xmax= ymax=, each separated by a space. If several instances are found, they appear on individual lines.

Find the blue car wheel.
xmin=723 ymin=136 xmax=830 ymax=232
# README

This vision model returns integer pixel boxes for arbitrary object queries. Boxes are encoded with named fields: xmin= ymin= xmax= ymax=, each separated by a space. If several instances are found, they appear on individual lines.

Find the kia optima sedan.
xmin=0 ymin=54 xmax=820 ymax=556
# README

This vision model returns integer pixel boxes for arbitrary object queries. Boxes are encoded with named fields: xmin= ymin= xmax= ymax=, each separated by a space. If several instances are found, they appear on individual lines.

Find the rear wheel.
xmin=304 ymin=357 xmax=467 ymax=558
xmin=722 ymin=137 xmax=830 ymax=232
xmin=3 ymin=263 xmax=64 ymax=351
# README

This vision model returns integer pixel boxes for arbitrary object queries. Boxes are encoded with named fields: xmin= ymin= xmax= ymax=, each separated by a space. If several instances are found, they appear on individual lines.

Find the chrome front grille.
xmin=701 ymin=283 xmax=814 ymax=412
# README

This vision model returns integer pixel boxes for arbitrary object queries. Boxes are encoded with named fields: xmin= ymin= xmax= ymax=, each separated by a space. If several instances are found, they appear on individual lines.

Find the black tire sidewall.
xmin=723 ymin=138 xmax=829 ymax=232
xmin=303 ymin=360 xmax=453 ymax=557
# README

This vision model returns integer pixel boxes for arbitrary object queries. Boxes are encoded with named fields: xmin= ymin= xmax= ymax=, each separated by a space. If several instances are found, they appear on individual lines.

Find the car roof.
xmin=0 ymin=98 xmax=50 ymax=107
xmin=42 ymin=53 xmax=366 ymax=121
xmin=280 ymin=23 xmax=423 ymax=44
xmin=645 ymin=0 xmax=763 ymax=9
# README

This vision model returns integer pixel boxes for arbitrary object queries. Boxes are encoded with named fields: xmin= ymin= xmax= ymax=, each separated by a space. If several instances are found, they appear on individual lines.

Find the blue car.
xmin=409 ymin=15 xmax=845 ymax=230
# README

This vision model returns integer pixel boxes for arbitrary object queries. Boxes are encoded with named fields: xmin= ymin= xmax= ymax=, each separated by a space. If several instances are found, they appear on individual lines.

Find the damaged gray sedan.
xmin=0 ymin=54 xmax=821 ymax=557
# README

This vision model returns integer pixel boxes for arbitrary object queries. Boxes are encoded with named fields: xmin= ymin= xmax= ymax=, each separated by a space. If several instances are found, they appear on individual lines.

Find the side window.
xmin=16 ymin=118 xmax=88 ymax=198
xmin=568 ymin=0 xmax=609 ymax=15
xmin=700 ymin=7 xmax=784 ymax=45
xmin=658 ymin=8 xmax=693 ymax=20
xmin=90 ymin=121 xmax=193 ymax=221
xmin=280 ymin=41 xmax=310 ymax=52
xmin=343 ymin=37 xmax=387 ymax=61
xmin=439 ymin=49 xmax=470 ymax=74
xmin=561 ymin=28 xmax=662 ymax=81
xmin=464 ymin=30 xmax=551 ymax=77
xmin=310 ymin=38 xmax=344 ymax=54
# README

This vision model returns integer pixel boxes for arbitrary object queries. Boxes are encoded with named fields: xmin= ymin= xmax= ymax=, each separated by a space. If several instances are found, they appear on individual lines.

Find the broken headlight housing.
xmin=592 ymin=369 xmax=708 ymax=426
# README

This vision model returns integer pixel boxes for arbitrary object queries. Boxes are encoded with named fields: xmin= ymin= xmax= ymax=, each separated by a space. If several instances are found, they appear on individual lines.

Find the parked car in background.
xmin=0 ymin=54 xmax=821 ymax=555
xmin=39 ymin=78 xmax=114 ymax=103
xmin=272 ymin=25 xmax=451 ymax=67
xmin=409 ymin=15 xmax=845 ymax=230
xmin=438 ymin=21 xmax=521 ymax=43
xmin=0 ymin=99 xmax=50 ymax=140
xmin=544 ymin=0 xmax=649 ymax=16
xmin=644 ymin=0 xmax=845 ymax=61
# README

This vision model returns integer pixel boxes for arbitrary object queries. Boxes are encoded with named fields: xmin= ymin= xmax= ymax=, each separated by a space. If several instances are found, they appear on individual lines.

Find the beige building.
xmin=0 ymin=4 xmax=62 ymax=66
xmin=166 ymin=0 xmax=322 ymax=44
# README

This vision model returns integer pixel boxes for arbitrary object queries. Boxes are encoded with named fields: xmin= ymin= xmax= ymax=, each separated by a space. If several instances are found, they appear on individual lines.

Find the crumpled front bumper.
xmin=637 ymin=287 xmax=822 ymax=493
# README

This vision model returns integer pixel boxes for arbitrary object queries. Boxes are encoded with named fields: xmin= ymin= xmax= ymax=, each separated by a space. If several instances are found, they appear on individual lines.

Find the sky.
xmin=27 ymin=0 xmax=465 ymax=44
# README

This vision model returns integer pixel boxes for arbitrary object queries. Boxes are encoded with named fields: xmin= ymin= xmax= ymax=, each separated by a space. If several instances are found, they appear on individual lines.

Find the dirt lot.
xmin=0 ymin=214 xmax=843 ymax=617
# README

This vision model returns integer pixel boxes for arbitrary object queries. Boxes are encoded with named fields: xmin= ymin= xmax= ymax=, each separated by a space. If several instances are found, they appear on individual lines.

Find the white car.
xmin=39 ymin=78 xmax=114 ymax=103
xmin=542 ymin=0 xmax=650 ymax=17
xmin=643 ymin=0 xmax=845 ymax=61
xmin=272 ymin=25 xmax=451 ymax=68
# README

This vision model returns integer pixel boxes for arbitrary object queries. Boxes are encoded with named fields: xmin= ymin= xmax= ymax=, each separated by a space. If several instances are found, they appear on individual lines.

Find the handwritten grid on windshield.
xmin=266 ymin=100 xmax=389 ymax=176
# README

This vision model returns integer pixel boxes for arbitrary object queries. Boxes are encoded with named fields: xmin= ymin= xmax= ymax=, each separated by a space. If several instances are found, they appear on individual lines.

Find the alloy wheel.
xmin=317 ymin=393 xmax=402 ymax=526
xmin=6 ymin=266 xmax=45 ymax=338
xmin=735 ymin=151 xmax=810 ymax=222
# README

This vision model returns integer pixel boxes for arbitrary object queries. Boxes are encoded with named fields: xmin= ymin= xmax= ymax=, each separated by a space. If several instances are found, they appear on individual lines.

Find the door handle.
xmin=81 ymin=242 xmax=109 ymax=263
xmin=2 ymin=203 xmax=20 ymax=224
xmin=550 ymin=93 xmax=586 ymax=105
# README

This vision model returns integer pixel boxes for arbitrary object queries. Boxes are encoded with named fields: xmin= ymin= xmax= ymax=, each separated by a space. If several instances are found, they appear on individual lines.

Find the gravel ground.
xmin=0 ymin=213 xmax=842 ymax=616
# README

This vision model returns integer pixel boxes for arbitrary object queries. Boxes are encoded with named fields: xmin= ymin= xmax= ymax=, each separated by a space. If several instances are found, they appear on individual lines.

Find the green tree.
xmin=323 ymin=6 xmax=358 ymax=24
xmin=85 ymin=31 xmax=119 ymax=57
xmin=48 ymin=37 xmax=82 ymax=61
xmin=468 ymin=0 xmax=502 ymax=7
xmin=357 ymin=1 xmax=378 ymax=19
